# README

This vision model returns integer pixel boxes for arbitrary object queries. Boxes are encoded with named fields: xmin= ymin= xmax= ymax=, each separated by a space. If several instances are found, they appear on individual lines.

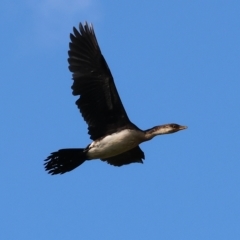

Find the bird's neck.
xmin=143 ymin=126 xmax=169 ymax=141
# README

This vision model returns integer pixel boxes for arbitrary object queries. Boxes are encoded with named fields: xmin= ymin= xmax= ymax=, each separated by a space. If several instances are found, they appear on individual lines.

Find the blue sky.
xmin=1 ymin=1 xmax=240 ymax=239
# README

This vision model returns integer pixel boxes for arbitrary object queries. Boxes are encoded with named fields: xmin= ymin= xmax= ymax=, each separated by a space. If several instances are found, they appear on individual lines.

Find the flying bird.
xmin=44 ymin=22 xmax=187 ymax=175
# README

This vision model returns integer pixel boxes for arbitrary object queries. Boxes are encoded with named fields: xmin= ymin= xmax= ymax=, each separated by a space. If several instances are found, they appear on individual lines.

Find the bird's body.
xmin=87 ymin=129 xmax=144 ymax=159
xmin=44 ymin=22 xmax=187 ymax=175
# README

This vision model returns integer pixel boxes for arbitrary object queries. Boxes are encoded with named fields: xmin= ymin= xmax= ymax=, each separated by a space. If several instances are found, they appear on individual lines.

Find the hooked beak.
xmin=179 ymin=125 xmax=188 ymax=130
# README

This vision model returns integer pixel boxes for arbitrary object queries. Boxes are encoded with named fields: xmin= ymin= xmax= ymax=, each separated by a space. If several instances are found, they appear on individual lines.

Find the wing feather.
xmin=68 ymin=23 xmax=131 ymax=140
xmin=101 ymin=146 xmax=145 ymax=166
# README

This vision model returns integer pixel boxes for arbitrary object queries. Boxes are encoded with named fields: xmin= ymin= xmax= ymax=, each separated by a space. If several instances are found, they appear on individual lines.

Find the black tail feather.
xmin=44 ymin=148 xmax=87 ymax=175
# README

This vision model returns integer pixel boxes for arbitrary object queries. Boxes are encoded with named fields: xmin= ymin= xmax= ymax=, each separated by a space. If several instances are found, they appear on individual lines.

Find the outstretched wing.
xmin=101 ymin=146 xmax=145 ymax=166
xmin=68 ymin=22 xmax=131 ymax=140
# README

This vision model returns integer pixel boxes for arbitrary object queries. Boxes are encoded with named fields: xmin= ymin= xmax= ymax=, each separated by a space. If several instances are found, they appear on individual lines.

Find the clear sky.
xmin=1 ymin=1 xmax=240 ymax=239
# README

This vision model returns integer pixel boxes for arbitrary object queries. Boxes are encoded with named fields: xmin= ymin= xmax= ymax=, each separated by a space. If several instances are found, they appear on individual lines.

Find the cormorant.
xmin=44 ymin=22 xmax=187 ymax=175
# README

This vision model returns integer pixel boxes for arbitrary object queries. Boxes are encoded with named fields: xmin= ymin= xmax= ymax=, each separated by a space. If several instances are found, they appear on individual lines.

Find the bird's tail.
xmin=44 ymin=148 xmax=87 ymax=175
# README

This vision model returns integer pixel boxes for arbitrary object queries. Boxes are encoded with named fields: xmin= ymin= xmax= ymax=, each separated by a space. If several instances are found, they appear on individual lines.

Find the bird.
xmin=44 ymin=22 xmax=187 ymax=175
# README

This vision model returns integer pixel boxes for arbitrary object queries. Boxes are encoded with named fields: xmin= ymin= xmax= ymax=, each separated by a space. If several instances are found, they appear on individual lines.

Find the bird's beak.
xmin=179 ymin=125 xmax=188 ymax=130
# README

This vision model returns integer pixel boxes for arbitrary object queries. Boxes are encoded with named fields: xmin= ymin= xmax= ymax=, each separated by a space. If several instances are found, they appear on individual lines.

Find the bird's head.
xmin=160 ymin=123 xmax=188 ymax=134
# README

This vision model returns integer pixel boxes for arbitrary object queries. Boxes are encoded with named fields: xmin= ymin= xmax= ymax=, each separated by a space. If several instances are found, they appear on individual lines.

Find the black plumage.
xmin=68 ymin=23 xmax=135 ymax=140
xmin=44 ymin=22 xmax=187 ymax=175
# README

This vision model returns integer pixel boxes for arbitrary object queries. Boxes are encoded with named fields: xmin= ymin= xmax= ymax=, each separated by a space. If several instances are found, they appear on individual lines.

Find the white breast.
xmin=87 ymin=129 xmax=143 ymax=159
